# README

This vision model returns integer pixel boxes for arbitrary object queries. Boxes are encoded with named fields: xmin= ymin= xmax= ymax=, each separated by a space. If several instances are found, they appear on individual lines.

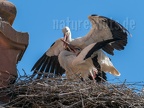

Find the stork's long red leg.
xmin=90 ymin=68 xmax=98 ymax=83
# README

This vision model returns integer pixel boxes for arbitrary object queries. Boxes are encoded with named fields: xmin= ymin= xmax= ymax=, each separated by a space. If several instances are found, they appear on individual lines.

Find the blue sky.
xmin=9 ymin=0 xmax=144 ymax=82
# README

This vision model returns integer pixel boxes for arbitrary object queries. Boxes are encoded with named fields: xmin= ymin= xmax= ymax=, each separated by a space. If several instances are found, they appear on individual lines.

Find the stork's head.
xmin=62 ymin=26 xmax=71 ymax=42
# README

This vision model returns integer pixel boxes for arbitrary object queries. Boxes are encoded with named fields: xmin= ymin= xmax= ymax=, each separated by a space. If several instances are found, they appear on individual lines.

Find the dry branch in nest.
xmin=0 ymin=74 xmax=144 ymax=108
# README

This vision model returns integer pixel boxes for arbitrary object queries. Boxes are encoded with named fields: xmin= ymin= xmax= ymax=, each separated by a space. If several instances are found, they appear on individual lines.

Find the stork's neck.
xmin=67 ymin=32 xmax=72 ymax=42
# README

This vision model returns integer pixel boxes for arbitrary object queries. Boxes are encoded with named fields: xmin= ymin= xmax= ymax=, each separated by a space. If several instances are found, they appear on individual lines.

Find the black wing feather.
xmin=102 ymin=44 xmax=114 ymax=55
xmin=99 ymin=16 xmax=129 ymax=54
xmin=31 ymin=53 xmax=65 ymax=79
xmin=84 ymin=38 xmax=121 ymax=60
xmin=37 ymin=56 xmax=49 ymax=79
xmin=31 ymin=40 xmax=66 ymax=79
xmin=31 ymin=53 xmax=47 ymax=71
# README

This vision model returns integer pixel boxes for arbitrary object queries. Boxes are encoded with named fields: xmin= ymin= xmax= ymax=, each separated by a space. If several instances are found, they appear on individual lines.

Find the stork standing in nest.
xmin=31 ymin=15 xmax=130 ymax=82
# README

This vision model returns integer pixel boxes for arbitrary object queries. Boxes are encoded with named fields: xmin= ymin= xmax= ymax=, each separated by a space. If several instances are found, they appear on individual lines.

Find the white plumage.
xmin=58 ymin=50 xmax=96 ymax=80
xmin=31 ymin=15 xmax=129 ymax=82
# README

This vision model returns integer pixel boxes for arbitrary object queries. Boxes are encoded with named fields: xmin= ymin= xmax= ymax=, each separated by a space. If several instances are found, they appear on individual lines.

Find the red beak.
xmin=61 ymin=39 xmax=76 ymax=53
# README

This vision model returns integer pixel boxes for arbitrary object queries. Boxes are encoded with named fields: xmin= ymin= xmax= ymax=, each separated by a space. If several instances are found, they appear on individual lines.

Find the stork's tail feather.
xmin=109 ymin=67 xmax=120 ymax=76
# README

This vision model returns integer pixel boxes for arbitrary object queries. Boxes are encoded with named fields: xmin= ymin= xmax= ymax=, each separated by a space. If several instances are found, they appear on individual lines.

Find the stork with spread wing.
xmin=31 ymin=15 xmax=129 ymax=82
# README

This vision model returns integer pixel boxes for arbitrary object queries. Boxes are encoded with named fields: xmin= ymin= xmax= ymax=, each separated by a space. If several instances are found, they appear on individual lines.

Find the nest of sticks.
xmin=0 ymin=74 xmax=144 ymax=108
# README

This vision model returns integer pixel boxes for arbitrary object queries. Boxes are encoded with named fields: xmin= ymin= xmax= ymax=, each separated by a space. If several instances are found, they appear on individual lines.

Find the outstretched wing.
xmin=72 ymin=38 xmax=121 ymax=65
xmin=70 ymin=15 xmax=130 ymax=55
xmin=71 ymin=38 xmax=119 ymax=81
xmin=71 ymin=38 xmax=121 ymax=78
xmin=31 ymin=39 xmax=65 ymax=79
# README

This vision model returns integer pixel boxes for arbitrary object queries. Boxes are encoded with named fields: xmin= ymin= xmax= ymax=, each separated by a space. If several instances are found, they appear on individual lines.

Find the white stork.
xmin=31 ymin=15 xmax=129 ymax=82
xmin=58 ymin=38 xmax=121 ymax=81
